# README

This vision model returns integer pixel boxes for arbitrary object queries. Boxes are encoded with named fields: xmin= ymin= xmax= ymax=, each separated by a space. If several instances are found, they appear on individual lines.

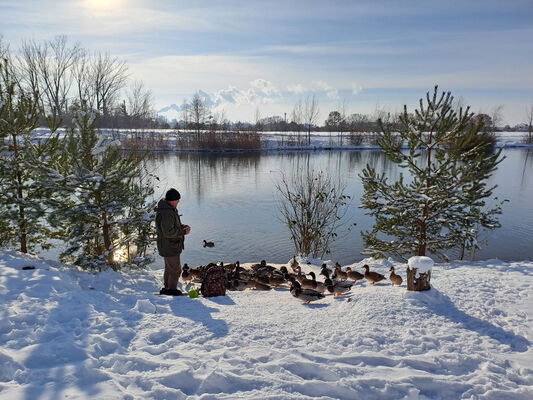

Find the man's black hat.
xmin=165 ymin=188 xmax=181 ymax=201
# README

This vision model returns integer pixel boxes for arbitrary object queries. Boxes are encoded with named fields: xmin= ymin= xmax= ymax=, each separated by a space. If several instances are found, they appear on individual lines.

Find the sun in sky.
xmin=86 ymin=0 xmax=123 ymax=11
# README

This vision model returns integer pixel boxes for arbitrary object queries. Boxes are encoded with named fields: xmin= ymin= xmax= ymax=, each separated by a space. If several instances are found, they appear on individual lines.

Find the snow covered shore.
xmin=31 ymin=128 xmax=533 ymax=152
xmin=1 ymin=251 xmax=532 ymax=399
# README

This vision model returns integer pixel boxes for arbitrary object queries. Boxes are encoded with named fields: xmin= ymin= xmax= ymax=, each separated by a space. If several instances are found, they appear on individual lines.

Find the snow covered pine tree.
xmin=45 ymin=105 xmax=155 ymax=270
xmin=360 ymin=86 xmax=505 ymax=279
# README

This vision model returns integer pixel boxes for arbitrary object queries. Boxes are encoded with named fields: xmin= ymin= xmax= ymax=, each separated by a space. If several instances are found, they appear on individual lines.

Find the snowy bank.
xmin=1 ymin=251 xmax=532 ymax=399
xmin=30 ymin=128 xmax=533 ymax=152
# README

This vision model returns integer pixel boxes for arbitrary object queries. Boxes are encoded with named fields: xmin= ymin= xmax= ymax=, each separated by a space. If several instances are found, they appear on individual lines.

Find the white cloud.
xmin=351 ymin=82 xmax=363 ymax=95
xmin=250 ymin=79 xmax=279 ymax=97
xmin=312 ymin=80 xmax=339 ymax=100
xmin=287 ymin=84 xmax=307 ymax=94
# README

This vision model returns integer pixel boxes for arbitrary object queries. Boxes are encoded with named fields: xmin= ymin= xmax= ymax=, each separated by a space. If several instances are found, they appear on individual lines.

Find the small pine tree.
xmin=48 ymin=105 xmax=155 ymax=270
xmin=360 ymin=86 xmax=505 ymax=260
xmin=0 ymin=55 xmax=62 ymax=252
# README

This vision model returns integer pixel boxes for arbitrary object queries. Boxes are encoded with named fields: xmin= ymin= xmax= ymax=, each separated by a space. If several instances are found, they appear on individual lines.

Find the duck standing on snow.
xmin=363 ymin=264 xmax=386 ymax=286
xmin=290 ymin=256 xmax=299 ymax=272
xmin=334 ymin=262 xmax=348 ymax=281
xmin=346 ymin=267 xmax=364 ymax=283
xmin=389 ymin=266 xmax=403 ymax=286
xmin=289 ymin=278 xmax=325 ymax=304
xmin=319 ymin=263 xmax=332 ymax=278
xmin=324 ymin=277 xmax=353 ymax=296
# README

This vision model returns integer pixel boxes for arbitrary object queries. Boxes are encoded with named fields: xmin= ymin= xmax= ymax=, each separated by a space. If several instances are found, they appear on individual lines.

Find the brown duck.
xmin=290 ymin=256 xmax=299 ymax=272
xmin=389 ymin=266 xmax=403 ymax=286
xmin=345 ymin=267 xmax=364 ymax=283
xmin=363 ymin=264 xmax=386 ymax=286
xmin=334 ymin=262 xmax=348 ymax=281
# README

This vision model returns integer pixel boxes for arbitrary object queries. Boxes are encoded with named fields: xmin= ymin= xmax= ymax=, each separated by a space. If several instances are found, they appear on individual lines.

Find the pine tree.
xmin=360 ymin=86 xmax=504 ymax=260
xmin=0 ymin=53 xmax=62 ymax=253
xmin=49 ymin=105 xmax=155 ymax=270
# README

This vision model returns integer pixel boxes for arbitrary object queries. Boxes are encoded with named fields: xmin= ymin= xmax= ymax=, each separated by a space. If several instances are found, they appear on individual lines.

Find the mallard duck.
xmin=334 ymin=262 xmax=348 ymax=281
xmin=251 ymin=260 xmax=275 ymax=273
xmin=181 ymin=264 xmax=192 ymax=282
xmin=290 ymin=256 xmax=299 ymax=272
xmin=289 ymin=279 xmax=325 ymax=304
xmin=346 ymin=267 xmax=364 ymax=282
xmin=203 ymin=240 xmax=215 ymax=248
xmin=324 ymin=277 xmax=353 ymax=296
xmin=230 ymin=279 xmax=249 ymax=291
xmin=267 ymin=271 xmax=287 ymax=287
xmin=248 ymin=278 xmax=272 ymax=291
xmin=300 ymin=271 xmax=318 ymax=290
xmin=389 ymin=266 xmax=403 ymax=286
xmin=363 ymin=264 xmax=386 ymax=286
xmin=308 ymin=271 xmax=326 ymax=293
xmin=224 ymin=261 xmax=240 ymax=271
xmin=319 ymin=263 xmax=332 ymax=278
xmin=189 ymin=267 xmax=204 ymax=282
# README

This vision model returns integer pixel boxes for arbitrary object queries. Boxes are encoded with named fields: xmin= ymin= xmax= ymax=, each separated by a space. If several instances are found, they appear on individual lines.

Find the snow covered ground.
xmin=1 ymin=251 xmax=532 ymax=399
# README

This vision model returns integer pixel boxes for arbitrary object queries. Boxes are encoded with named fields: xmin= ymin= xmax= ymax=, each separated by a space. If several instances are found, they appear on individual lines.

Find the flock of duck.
xmin=181 ymin=256 xmax=404 ymax=304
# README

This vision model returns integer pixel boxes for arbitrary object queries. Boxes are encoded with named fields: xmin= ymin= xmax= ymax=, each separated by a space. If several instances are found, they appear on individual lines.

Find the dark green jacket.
xmin=155 ymin=199 xmax=186 ymax=257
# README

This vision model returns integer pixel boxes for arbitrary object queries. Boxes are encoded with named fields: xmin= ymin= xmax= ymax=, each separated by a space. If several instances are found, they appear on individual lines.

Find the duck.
xmin=334 ymin=262 xmax=348 ymax=281
xmin=345 ymin=267 xmax=364 ymax=283
xmin=319 ymin=263 xmax=332 ymax=278
xmin=230 ymin=279 xmax=249 ymax=291
xmin=203 ymin=240 xmax=215 ymax=248
xmin=308 ymin=271 xmax=326 ymax=293
xmin=248 ymin=278 xmax=272 ymax=291
xmin=224 ymin=261 xmax=240 ymax=271
xmin=363 ymin=264 xmax=386 ymax=286
xmin=181 ymin=264 xmax=192 ymax=282
xmin=389 ymin=266 xmax=403 ymax=286
xmin=300 ymin=272 xmax=318 ymax=290
xmin=289 ymin=279 xmax=325 ymax=304
xmin=289 ymin=256 xmax=299 ymax=272
xmin=266 ymin=271 xmax=287 ymax=287
xmin=189 ymin=266 xmax=204 ymax=282
xmin=324 ymin=277 xmax=353 ymax=296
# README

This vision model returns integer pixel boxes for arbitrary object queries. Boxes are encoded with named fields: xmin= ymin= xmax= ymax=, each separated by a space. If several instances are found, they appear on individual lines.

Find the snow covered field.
xmin=1 ymin=251 xmax=532 ymax=399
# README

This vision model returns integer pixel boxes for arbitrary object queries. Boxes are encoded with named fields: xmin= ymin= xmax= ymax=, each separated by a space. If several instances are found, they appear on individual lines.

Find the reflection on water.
xmin=145 ymin=149 xmax=533 ymax=267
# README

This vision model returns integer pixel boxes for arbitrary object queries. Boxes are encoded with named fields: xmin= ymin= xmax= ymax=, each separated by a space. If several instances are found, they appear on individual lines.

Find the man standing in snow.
xmin=155 ymin=188 xmax=191 ymax=295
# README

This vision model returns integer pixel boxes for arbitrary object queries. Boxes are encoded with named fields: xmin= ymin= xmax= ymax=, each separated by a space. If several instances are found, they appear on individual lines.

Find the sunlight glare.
xmin=87 ymin=0 xmax=122 ymax=10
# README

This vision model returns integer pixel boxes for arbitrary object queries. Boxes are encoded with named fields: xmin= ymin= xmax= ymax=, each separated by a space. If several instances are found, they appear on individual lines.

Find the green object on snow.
xmin=188 ymin=289 xmax=199 ymax=298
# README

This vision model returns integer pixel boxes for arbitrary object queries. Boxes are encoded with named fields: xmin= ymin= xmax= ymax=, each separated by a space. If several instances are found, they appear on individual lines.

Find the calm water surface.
xmin=147 ymin=148 xmax=533 ymax=267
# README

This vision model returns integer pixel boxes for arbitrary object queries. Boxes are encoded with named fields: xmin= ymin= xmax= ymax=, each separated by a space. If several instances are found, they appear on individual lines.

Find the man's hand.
xmin=183 ymin=225 xmax=191 ymax=235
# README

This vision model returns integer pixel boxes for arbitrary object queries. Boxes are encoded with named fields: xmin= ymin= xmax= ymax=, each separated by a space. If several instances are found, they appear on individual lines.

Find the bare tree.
xmin=291 ymin=99 xmax=303 ymax=142
xmin=91 ymin=52 xmax=128 ymax=118
xmin=19 ymin=36 xmax=80 ymax=117
xmin=254 ymin=107 xmax=262 ymax=132
xmin=303 ymin=94 xmax=319 ymax=145
xmin=180 ymin=99 xmax=190 ymax=129
xmin=127 ymin=80 xmax=154 ymax=128
xmin=71 ymin=48 xmax=95 ymax=110
xmin=526 ymin=103 xmax=533 ymax=143
xmin=189 ymin=92 xmax=210 ymax=140
xmin=275 ymin=169 xmax=350 ymax=258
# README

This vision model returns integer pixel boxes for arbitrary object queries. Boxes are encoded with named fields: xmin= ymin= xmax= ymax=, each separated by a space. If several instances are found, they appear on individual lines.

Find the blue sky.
xmin=1 ymin=0 xmax=532 ymax=124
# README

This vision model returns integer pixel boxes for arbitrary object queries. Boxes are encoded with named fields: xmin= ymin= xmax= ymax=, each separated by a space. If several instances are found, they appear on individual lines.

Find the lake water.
xmin=146 ymin=148 xmax=533 ymax=267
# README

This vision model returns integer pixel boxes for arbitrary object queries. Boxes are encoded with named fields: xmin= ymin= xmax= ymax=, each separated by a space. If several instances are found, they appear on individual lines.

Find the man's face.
xmin=169 ymin=199 xmax=179 ymax=208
